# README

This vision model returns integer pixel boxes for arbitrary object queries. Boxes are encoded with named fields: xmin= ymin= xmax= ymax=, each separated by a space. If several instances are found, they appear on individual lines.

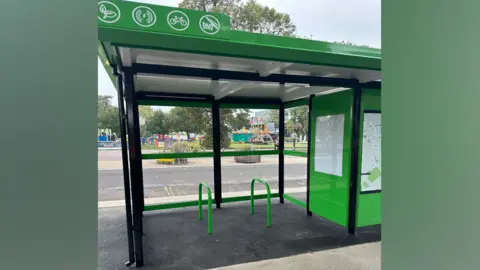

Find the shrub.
xmin=170 ymin=141 xmax=199 ymax=164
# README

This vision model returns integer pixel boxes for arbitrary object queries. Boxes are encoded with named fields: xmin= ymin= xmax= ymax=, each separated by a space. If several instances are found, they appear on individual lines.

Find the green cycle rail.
xmin=250 ymin=178 xmax=272 ymax=228
xmin=198 ymin=182 xmax=213 ymax=235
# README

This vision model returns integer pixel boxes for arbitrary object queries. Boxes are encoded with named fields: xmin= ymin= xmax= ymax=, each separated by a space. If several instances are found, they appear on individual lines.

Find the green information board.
xmin=97 ymin=0 xmax=231 ymax=40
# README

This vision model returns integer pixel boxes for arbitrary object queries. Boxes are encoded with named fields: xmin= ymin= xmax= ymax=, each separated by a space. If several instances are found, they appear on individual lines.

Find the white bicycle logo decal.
xmin=167 ymin=10 xmax=189 ymax=31
xmin=169 ymin=16 xmax=188 ymax=27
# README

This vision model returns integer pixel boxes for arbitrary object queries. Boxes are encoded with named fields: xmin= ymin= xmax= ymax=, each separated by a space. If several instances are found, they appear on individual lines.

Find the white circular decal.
xmin=199 ymin=15 xmax=221 ymax=35
xmin=132 ymin=6 xmax=157 ymax=27
xmin=167 ymin=10 xmax=190 ymax=31
xmin=98 ymin=1 xmax=121 ymax=24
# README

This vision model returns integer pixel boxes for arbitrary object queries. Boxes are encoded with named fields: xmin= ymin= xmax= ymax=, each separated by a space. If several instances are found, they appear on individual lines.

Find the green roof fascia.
xmin=99 ymin=27 xmax=381 ymax=71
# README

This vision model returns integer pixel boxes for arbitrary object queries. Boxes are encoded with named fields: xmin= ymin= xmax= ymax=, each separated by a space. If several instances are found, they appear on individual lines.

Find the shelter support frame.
xmin=115 ymin=62 xmax=380 ymax=267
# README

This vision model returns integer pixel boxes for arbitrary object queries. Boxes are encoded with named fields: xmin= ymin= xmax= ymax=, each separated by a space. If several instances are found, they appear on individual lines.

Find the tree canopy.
xmin=97 ymin=95 xmax=120 ymax=135
xmin=179 ymin=0 xmax=296 ymax=36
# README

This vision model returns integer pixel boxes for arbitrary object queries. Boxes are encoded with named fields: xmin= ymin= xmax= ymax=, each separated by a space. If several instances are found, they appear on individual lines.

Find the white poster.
xmin=314 ymin=114 xmax=345 ymax=176
xmin=360 ymin=113 xmax=382 ymax=192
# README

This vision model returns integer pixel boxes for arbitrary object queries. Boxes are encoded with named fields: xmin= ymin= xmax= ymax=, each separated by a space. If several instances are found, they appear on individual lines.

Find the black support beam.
xmin=212 ymin=99 xmax=222 ymax=208
xmin=124 ymin=68 xmax=145 ymax=267
xmin=136 ymin=91 xmax=214 ymax=101
xmin=306 ymin=94 xmax=314 ymax=216
xmin=278 ymin=101 xmax=285 ymax=203
xmin=347 ymin=83 xmax=363 ymax=235
xmin=114 ymin=68 xmax=135 ymax=267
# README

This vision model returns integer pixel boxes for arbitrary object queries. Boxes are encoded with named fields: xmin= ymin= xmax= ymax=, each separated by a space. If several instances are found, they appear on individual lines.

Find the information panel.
xmin=314 ymin=114 xmax=345 ymax=176
xmin=360 ymin=112 xmax=381 ymax=192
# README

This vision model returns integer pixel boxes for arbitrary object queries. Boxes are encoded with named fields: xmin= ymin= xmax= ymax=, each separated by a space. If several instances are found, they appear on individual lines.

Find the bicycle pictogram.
xmin=170 ymin=16 xmax=188 ymax=27
xmin=167 ymin=10 xmax=190 ymax=31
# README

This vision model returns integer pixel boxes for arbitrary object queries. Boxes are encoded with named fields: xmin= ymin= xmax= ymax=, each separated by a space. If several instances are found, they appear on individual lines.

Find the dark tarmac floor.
xmin=99 ymin=201 xmax=380 ymax=270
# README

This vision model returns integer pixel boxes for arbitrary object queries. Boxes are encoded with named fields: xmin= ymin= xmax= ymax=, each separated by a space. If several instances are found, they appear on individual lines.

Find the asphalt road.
xmin=99 ymin=163 xmax=307 ymax=201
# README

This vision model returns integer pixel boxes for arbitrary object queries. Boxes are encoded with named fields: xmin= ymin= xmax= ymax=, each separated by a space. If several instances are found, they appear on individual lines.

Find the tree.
xmin=160 ymin=106 xmax=251 ymax=148
xmin=333 ymin=40 xmax=374 ymax=48
xmin=164 ymin=107 xmax=209 ymax=135
xmin=286 ymin=106 xmax=308 ymax=137
xmin=179 ymin=0 xmax=296 ymax=36
xmin=139 ymin=106 xmax=154 ymax=120
xmin=145 ymin=110 xmax=167 ymax=135
xmin=234 ymin=0 xmax=296 ymax=36
xmin=98 ymin=106 xmax=120 ymax=135
xmin=267 ymin=110 xmax=279 ymax=126
xmin=178 ymin=0 xmax=240 ymax=13
xmin=224 ymin=109 xmax=251 ymax=131
xmin=97 ymin=95 xmax=120 ymax=134
xmin=98 ymin=95 xmax=113 ymax=115
xmin=138 ymin=106 xmax=155 ymax=137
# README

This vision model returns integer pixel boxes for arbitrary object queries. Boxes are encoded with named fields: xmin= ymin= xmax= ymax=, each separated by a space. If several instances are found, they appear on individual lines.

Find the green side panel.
xmin=309 ymin=90 xmax=353 ymax=227
xmin=220 ymin=103 xmax=280 ymax=109
xmin=285 ymin=98 xmax=309 ymax=109
xmin=356 ymin=88 xmax=382 ymax=227
xmin=284 ymin=150 xmax=307 ymax=158
xmin=356 ymin=193 xmax=382 ymax=226
xmin=137 ymin=99 xmax=211 ymax=108
xmin=362 ymin=88 xmax=381 ymax=110
xmin=97 ymin=0 xmax=231 ymax=40
xmin=283 ymin=194 xmax=306 ymax=208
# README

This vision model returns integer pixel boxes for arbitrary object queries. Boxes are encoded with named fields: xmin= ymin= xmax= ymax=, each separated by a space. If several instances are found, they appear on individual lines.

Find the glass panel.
xmin=285 ymin=105 xmax=309 ymax=152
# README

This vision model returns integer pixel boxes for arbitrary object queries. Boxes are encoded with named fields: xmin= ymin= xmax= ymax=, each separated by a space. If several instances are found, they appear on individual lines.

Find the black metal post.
xmin=212 ymin=99 xmax=222 ymax=208
xmin=114 ymin=68 xmax=135 ymax=266
xmin=124 ymin=68 xmax=144 ymax=267
xmin=347 ymin=83 xmax=362 ymax=235
xmin=278 ymin=102 xmax=285 ymax=203
xmin=306 ymin=95 xmax=314 ymax=216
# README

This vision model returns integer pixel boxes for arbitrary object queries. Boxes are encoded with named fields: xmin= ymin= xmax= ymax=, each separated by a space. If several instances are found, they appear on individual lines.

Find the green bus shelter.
xmin=98 ymin=0 xmax=381 ymax=267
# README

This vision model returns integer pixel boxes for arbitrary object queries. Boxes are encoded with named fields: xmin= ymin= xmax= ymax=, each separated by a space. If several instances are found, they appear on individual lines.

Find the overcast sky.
xmin=98 ymin=0 xmax=381 ymax=106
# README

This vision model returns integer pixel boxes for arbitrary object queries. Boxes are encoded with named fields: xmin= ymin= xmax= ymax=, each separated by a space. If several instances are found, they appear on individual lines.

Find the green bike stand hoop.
xmin=198 ymin=182 xmax=213 ymax=235
xmin=250 ymin=178 xmax=272 ymax=228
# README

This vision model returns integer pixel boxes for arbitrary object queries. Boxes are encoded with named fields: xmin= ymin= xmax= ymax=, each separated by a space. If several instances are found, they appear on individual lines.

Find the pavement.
xmin=211 ymin=243 xmax=381 ymax=270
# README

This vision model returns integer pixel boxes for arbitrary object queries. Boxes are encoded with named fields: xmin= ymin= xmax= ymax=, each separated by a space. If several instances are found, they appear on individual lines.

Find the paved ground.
xmin=98 ymin=150 xmax=381 ymax=269
xmin=98 ymin=204 xmax=381 ymax=270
